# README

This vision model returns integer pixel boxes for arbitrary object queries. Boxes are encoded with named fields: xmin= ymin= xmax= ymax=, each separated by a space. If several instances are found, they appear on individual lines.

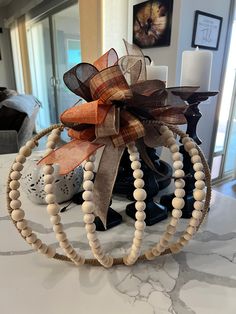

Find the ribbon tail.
xmin=93 ymin=138 xmax=124 ymax=228
xmin=38 ymin=139 xmax=104 ymax=175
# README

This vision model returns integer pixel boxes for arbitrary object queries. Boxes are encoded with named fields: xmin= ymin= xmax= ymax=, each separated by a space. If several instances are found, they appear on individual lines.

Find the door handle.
xmin=50 ymin=76 xmax=56 ymax=87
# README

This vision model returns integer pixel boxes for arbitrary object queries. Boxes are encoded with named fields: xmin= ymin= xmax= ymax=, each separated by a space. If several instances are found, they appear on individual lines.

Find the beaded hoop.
xmin=6 ymin=122 xmax=211 ymax=267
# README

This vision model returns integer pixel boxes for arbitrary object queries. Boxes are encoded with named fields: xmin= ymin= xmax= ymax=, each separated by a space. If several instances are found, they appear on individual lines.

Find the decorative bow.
xmin=39 ymin=40 xmax=198 ymax=226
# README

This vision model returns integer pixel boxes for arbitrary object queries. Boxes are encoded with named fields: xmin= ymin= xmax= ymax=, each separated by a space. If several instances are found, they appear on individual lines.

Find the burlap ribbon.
xmin=39 ymin=41 xmax=199 ymax=227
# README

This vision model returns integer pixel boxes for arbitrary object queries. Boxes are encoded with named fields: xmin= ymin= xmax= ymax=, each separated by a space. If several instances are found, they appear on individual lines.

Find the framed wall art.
xmin=133 ymin=0 xmax=173 ymax=49
xmin=192 ymin=10 xmax=223 ymax=50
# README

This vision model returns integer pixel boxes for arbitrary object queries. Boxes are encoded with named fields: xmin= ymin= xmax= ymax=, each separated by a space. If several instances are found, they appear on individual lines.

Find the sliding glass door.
xmin=27 ymin=2 xmax=81 ymax=132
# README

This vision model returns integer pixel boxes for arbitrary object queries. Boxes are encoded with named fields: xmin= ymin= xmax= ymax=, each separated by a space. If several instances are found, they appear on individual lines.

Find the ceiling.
xmin=0 ymin=0 xmax=12 ymax=8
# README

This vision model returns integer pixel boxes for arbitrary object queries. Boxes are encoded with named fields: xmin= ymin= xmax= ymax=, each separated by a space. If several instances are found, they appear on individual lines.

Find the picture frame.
xmin=133 ymin=0 xmax=173 ymax=49
xmin=192 ymin=10 xmax=223 ymax=50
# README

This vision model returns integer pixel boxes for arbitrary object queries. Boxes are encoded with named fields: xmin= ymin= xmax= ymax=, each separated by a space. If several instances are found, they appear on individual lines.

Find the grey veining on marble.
xmin=1 ymin=153 xmax=236 ymax=314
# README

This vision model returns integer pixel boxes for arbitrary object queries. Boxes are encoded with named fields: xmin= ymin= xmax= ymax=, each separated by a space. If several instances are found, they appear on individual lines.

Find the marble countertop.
xmin=1 ymin=152 xmax=236 ymax=314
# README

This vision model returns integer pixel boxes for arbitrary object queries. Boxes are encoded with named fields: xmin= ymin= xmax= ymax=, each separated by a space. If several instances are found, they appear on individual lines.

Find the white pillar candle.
xmin=180 ymin=47 xmax=213 ymax=92
xmin=146 ymin=61 xmax=168 ymax=85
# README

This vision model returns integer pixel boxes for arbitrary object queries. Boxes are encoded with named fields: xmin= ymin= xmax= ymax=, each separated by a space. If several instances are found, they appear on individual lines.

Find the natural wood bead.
xmin=170 ymin=218 xmax=178 ymax=227
xmin=50 ymin=215 xmax=61 ymax=224
xmin=15 ymin=154 xmax=26 ymax=164
xmin=19 ymin=146 xmax=31 ymax=157
xmin=26 ymin=233 xmax=37 ymax=244
xmin=133 ymin=188 xmax=147 ymax=201
xmin=129 ymin=153 xmax=139 ymax=161
xmin=182 ymin=137 xmax=191 ymax=145
xmin=152 ymin=247 xmax=161 ymax=256
xmin=53 ymin=223 xmax=63 ymax=233
xmin=43 ymin=148 xmax=53 ymax=157
xmin=84 ymin=171 xmax=94 ymax=181
xmin=48 ymin=134 xmax=59 ymax=143
xmin=74 ymin=256 xmax=85 ymax=266
xmin=10 ymin=171 xmax=21 ymax=180
xmin=166 ymin=137 xmax=176 ymax=146
xmin=133 ymin=169 xmax=143 ymax=179
xmin=90 ymin=239 xmax=100 ymax=249
xmin=192 ymin=210 xmax=203 ymax=220
xmin=163 ymin=232 xmax=172 ymax=241
xmin=44 ymin=184 xmax=53 ymax=194
xmin=189 ymin=148 xmax=199 ymax=157
xmin=175 ymin=179 xmax=185 ymax=188
xmin=135 ymin=201 xmax=146 ymax=211
xmin=134 ymin=230 xmax=143 ymax=239
xmin=10 ymin=200 xmax=21 ymax=209
xmin=189 ymin=218 xmax=199 ymax=227
xmin=32 ymin=239 xmax=42 ymax=250
xmin=194 ymin=201 xmax=204 ymax=211
xmin=16 ymin=219 xmax=27 ymax=230
xmin=160 ymin=238 xmax=168 ymax=247
xmin=187 ymin=226 xmax=196 ymax=235
xmin=52 ymin=128 xmax=61 ymax=136
xmin=184 ymin=141 xmax=195 ymax=151
xmin=67 ymin=250 xmax=77 ymax=260
xmin=174 ymin=169 xmax=185 ymax=179
xmin=174 ymin=189 xmax=185 ymax=198
xmin=9 ymin=180 xmax=20 ymax=190
xmin=183 ymin=233 xmax=192 ymax=241
xmin=47 ymin=204 xmax=60 ymax=215
xmin=21 ymin=227 xmax=32 ymax=237
xmin=56 ymin=232 xmax=67 ymax=242
xmin=133 ymin=238 xmax=142 ymax=247
xmin=179 ymin=237 xmax=188 ymax=246
xmin=85 ymin=223 xmax=96 ymax=233
xmin=82 ymin=191 xmax=93 ymax=201
xmin=193 ymin=189 xmax=205 ymax=201
xmin=159 ymin=125 xmax=169 ymax=133
xmin=194 ymin=171 xmax=205 ymax=181
xmin=131 ymin=244 xmax=140 ymax=254
xmin=131 ymin=161 xmax=141 ymax=170
xmin=39 ymin=243 xmax=48 ymax=254
xmin=162 ymin=130 xmax=173 ymax=139
xmin=172 ymin=152 xmax=182 ymax=161
xmin=170 ymin=144 xmax=179 ymax=153
xmin=9 ymin=190 xmax=20 ymax=200
xmin=191 ymin=155 xmax=201 ymax=164
xmin=12 ymin=162 xmax=23 ymax=171
xmin=135 ymin=221 xmax=146 ymax=230
xmin=134 ymin=179 xmax=144 ymax=189
xmin=195 ymin=180 xmax=205 ymax=190
xmin=26 ymin=140 xmax=36 ymax=149
xmin=44 ymin=174 xmax=54 ymax=184
xmin=45 ymin=194 xmax=56 ymax=204
xmin=88 ymin=154 xmax=96 ymax=162
xmin=173 ymin=161 xmax=183 ymax=170
xmin=83 ymin=180 xmax=94 ymax=191
xmin=83 ymin=214 xmax=94 ymax=224
xmin=172 ymin=197 xmax=185 ymax=210
xmin=93 ymin=246 xmax=103 ymax=255
xmin=82 ymin=201 xmax=94 ymax=213
xmin=145 ymin=250 xmax=156 ymax=260
xmin=135 ymin=211 xmax=146 ymax=221
xmin=87 ymin=232 xmax=97 ymax=241
xmin=193 ymin=162 xmax=203 ymax=172
xmin=102 ymin=256 xmax=113 ymax=268
xmin=156 ymin=243 xmax=165 ymax=253
xmin=84 ymin=161 xmax=95 ymax=171
xmin=43 ymin=165 xmax=54 ymax=174
xmin=127 ymin=143 xmax=138 ymax=153
xmin=46 ymin=247 xmax=56 ymax=258
xmin=65 ymin=245 xmax=74 ymax=255
xmin=166 ymin=225 xmax=176 ymax=234
xmin=170 ymin=244 xmax=181 ymax=254
xmin=60 ymin=240 xmax=70 ymax=248
xmin=172 ymin=209 xmax=182 ymax=218
xmin=46 ymin=141 xmax=56 ymax=149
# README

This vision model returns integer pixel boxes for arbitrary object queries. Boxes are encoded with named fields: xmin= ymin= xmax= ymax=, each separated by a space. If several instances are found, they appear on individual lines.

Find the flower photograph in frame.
xmin=133 ymin=0 xmax=173 ymax=49
xmin=192 ymin=10 xmax=223 ymax=50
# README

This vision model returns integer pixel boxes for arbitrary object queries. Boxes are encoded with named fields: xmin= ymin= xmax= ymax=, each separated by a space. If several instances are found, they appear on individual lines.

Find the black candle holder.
xmin=160 ymin=91 xmax=218 ymax=218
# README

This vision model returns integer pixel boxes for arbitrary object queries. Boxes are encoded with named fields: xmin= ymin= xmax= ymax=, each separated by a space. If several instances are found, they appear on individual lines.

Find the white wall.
xmin=176 ymin=0 xmax=231 ymax=159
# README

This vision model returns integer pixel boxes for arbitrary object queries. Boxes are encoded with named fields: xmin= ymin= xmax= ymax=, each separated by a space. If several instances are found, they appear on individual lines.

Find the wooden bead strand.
xmin=43 ymin=129 xmax=85 ymax=266
xmin=145 ymin=124 xmax=184 ymax=260
xmin=82 ymin=153 xmax=113 ymax=268
xmin=8 ymin=131 xmax=62 ymax=259
xmin=123 ymin=142 xmax=147 ymax=266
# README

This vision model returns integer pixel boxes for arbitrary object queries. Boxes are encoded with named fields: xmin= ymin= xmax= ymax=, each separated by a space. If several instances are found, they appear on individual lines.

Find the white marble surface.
xmin=1 ymin=152 xmax=236 ymax=314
